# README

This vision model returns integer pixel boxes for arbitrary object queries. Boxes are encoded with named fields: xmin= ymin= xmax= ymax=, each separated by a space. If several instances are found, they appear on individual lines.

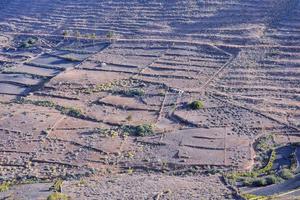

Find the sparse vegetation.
xmin=1 ymin=1 xmax=300 ymax=199
xmin=17 ymin=99 xmax=86 ymax=119
xmin=227 ymin=149 xmax=277 ymax=187
xmin=265 ymin=175 xmax=281 ymax=185
xmin=279 ymin=168 xmax=294 ymax=180
xmin=252 ymin=177 xmax=267 ymax=187
xmin=84 ymin=79 xmax=129 ymax=94
xmin=62 ymin=30 xmax=69 ymax=38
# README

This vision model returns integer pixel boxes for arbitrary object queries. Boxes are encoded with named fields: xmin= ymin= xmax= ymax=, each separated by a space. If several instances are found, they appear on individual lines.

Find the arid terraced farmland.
xmin=0 ymin=0 xmax=299 ymax=199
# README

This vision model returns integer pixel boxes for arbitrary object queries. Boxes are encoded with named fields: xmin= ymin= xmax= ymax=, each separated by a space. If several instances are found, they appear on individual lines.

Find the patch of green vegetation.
xmin=20 ymin=37 xmax=37 ymax=48
xmin=75 ymin=31 xmax=81 ymax=38
xmin=59 ymin=56 xmax=81 ymax=62
xmin=120 ymin=124 xmax=154 ymax=137
xmin=252 ymin=177 xmax=268 ymax=187
xmin=90 ymin=33 xmax=97 ymax=39
xmin=62 ymin=30 xmax=69 ymax=38
xmin=290 ymin=151 xmax=297 ymax=171
xmin=265 ymin=175 xmax=282 ymax=185
xmin=17 ymin=98 xmax=85 ymax=120
xmin=0 ymin=182 xmax=10 ymax=192
xmin=31 ymin=100 xmax=56 ymax=107
xmin=279 ymin=168 xmax=294 ymax=180
xmin=189 ymin=100 xmax=204 ymax=110
xmin=85 ymin=80 xmax=127 ymax=94
xmin=226 ymin=171 xmax=258 ymax=181
xmin=256 ymin=149 xmax=276 ymax=175
xmin=60 ymin=106 xmax=83 ymax=118
xmin=255 ymin=135 xmax=275 ymax=152
xmin=241 ymin=193 xmax=270 ymax=200
xmin=52 ymin=179 xmax=63 ymax=192
xmin=47 ymin=192 xmax=69 ymax=200
xmin=227 ymin=149 xmax=277 ymax=187
xmin=106 ymin=31 xmax=114 ymax=39
xmin=114 ymin=88 xmax=145 ymax=97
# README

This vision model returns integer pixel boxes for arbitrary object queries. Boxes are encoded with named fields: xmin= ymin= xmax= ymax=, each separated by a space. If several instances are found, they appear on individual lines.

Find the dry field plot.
xmin=136 ymin=128 xmax=252 ymax=169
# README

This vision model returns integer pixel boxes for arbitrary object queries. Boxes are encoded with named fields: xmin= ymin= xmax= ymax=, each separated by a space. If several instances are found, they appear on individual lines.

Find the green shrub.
xmin=135 ymin=124 xmax=153 ymax=136
xmin=241 ymin=193 xmax=269 ymax=200
xmin=107 ymin=31 xmax=114 ymax=39
xmin=255 ymin=135 xmax=274 ymax=152
xmin=242 ymin=177 xmax=254 ymax=186
xmin=60 ymin=107 xmax=83 ymax=118
xmin=27 ymin=38 xmax=36 ymax=45
xmin=242 ymin=175 xmax=280 ymax=187
xmin=20 ymin=37 xmax=37 ymax=48
xmin=121 ymin=124 xmax=154 ymax=137
xmin=280 ymin=168 xmax=294 ymax=180
xmin=47 ymin=192 xmax=69 ymax=200
xmin=17 ymin=99 xmax=85 ymax=119
xmin=114 ymin=88 xmax=145 ymax=97
xmin=252 ymin=178 xmax=267 ymax=187
xmin=0 ymin=182 xmax=10 ymax=192
xmin=32 ymin=100 xmax=56 ymax=108
xmin=62 ymin=30 xmax=69 ymax=37
xmin=189 ymin=100 xmax=204 ymax=110
xmin=265 ymin=175 xmax=280 ymax=185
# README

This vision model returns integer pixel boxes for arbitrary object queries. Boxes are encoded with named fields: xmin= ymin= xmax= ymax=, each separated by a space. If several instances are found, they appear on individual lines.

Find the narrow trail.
xmin=5 ymin=32 xmax=300 ymax=50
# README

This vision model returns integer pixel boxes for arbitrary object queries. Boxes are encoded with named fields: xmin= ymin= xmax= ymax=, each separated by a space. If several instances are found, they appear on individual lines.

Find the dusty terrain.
xmin=0 ymin=0 xmax=299 ymax=199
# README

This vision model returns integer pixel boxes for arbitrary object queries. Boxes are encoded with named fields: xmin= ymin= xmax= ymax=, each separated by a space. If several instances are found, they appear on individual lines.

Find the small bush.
xmin=121 ymin=124 xmax=154 ymax=137
xmin=280 ymin=168 xmax=294 ymax=180
xmin=126 ymin=114 xmax=133 ymax=121
xmin=107 ymin=31 xmax=114 ymax=39
xmin=62 ymin=30 xmax=69 ymax=37
xmin=115 ymin=88 xmax=145 ymax=97
xmin=47 ymin=192 xmax=69 ymax=200
xmin=189 ymin=100 xmax=204 ymax=110
xmin=32 ymin=100 xmax=56 ymax=108
xmin=255 ymin=135 xmax=274 ymax=152
xmin=265 ymin=175 xmax=280 ymax=185
xmin=52 ymin=179 xmax=63 ymax=192
xmin=135 ymin=124 xmax=153 ymax=136
xmin=20 ymin=37 xmax=37 ymax=48
xmin=241 ymin=193 xmax=268 ymax=200
xmin=0 ymin=182 xmax=10 ymax=192
xmin=17 ymin=99 xmax=85 ymax=119
xmin=61 ymin=107 xmax=83 ymax=118
xmin=242 ymin=177 xmax=254 ymax=186
xmin=27 ymin=38 xmax=36 ymax=45
xmin=252 ymin=178 xmax=267 ymax=187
